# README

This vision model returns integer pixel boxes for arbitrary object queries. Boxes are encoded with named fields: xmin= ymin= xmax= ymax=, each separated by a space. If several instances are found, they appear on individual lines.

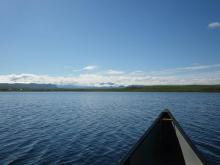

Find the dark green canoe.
xmin=118 ymin=109 xmax=209 ymax=165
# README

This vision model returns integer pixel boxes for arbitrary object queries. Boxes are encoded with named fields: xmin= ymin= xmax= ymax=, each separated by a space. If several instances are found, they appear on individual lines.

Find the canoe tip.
xmin=162 ymin=109 xmax=170 ymax=113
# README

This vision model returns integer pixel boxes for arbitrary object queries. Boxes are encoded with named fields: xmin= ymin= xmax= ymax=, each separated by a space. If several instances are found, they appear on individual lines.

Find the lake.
xmin=0 ymin=92 xmax=219 ymax=165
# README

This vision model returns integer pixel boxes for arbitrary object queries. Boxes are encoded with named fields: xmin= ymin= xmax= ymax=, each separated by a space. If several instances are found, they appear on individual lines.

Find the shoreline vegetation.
xmin=0 ymin=84 xmax=220 ymax=92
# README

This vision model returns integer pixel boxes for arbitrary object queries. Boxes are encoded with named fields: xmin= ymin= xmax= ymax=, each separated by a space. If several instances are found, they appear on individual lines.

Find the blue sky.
xmin=0 ymin=0 xmax=220 ymax=86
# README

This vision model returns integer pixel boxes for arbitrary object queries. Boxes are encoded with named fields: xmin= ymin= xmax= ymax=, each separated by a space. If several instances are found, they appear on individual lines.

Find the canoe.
xmin=118 ymin=109 xmax=209 ymax=165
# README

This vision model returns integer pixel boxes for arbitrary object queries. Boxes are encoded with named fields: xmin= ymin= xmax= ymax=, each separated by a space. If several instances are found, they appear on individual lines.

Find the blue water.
xmin=0 ymin=92 xmax=219 ymax=165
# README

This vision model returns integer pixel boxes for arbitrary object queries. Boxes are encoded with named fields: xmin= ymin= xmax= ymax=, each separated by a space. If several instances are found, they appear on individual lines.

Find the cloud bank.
xmin=1 ymin=71 xmax=220 ymax=87
xmin=208 ymin=22 xmax=220 ymax=29
xmin=1 ymin=64 xmax=220 ymax=87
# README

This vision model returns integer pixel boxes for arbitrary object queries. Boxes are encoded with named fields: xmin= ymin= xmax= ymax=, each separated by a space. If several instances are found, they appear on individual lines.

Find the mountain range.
xmin=0 ymin=83 xmax=58 ymax=89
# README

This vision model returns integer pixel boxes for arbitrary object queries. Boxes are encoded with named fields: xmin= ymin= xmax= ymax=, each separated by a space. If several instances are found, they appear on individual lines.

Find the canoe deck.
xmin=118 ymin=109 xmax=209 ymax=165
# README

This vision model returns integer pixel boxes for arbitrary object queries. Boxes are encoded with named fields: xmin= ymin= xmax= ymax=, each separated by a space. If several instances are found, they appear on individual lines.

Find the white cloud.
xmin=180 ymin=64 xmax=220 ymax=70
xmin=193 ymin=63 xmax=200 ymax=66
xmin=83 ymin=66 xmax=97 ymax=70
xmin=104 ymin=70 xmax=125 ymax=75
xmin=130 ymin=70 xmax=143 ymax=75
xmin=151 ymin=64 xmax=220 ymax=75
xmin=180 ymin=65 xmax=211 ymax=70
xmin=73 ymin=69 xmax=81 ymax=72
xmin=208 ymin=22 xmax=220 ymax=29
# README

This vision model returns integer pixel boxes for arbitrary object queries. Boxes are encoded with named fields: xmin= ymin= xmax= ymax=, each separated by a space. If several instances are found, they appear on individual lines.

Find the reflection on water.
xmin=0 ymin=92 xmax=219 ymax=164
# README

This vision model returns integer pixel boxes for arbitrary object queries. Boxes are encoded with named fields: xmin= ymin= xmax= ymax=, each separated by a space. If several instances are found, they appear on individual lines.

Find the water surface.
xmin=0 ymin=92 xmax=219 ymax=164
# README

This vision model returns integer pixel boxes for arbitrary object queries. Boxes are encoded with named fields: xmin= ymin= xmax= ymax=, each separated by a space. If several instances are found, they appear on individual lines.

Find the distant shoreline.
xmin=1 ymin=85 xmax=220 ymax=93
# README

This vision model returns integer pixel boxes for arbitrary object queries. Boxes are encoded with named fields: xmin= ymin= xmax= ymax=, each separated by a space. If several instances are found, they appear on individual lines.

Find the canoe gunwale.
xmin=168 ymin=111 xmax=209 ymax=165
xmin=117 ymin=109 xmax=209 ymax=165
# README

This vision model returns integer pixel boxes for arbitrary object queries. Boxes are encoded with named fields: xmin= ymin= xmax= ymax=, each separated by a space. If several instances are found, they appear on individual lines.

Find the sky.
xmin=0 ymin=0 xmax=220 ymax=87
